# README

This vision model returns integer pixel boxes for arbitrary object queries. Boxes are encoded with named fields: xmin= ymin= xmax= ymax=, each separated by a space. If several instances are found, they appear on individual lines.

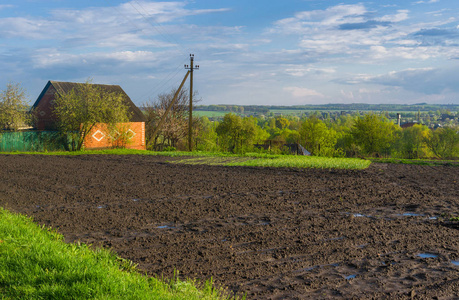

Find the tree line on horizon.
xmin=145 ymin=89 xmax=459 ymax=160
xmin=1 ymin=82 xmax=458 ymax=159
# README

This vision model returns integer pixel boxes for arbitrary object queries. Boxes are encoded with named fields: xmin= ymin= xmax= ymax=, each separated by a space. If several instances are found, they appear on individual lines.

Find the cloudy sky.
xmin=1 ymin=0 xmax=459 ymax=106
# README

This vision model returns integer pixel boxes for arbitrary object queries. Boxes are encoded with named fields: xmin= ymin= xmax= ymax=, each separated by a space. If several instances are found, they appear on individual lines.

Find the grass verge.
xmin=226 ymin=155 xmax=371 ymax=169
xmin=0 ymin=149 xmax=371 ymax=169
xmin=370 ymin=158 xmax=459 ymax=166
xmin=0 ymin=208 xmax=238 ymax=300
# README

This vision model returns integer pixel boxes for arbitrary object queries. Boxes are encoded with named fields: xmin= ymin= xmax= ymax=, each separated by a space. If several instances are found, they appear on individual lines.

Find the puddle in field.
xmin=353 ymin=213 xmax=368 ymax=218
xmin=345 ymin=274 xmax=357 ymax=280
xmin=97 ymin=205 xmax=106 ymax=209
xmin=132 ymin=199 xmax=140 ymax=202
xmin=344 ymin=212 xmax=373 ymax=218
xmin=346 ymin=211 xmax=439 ymax=221
xmin=452 ymin=261 xmax=459 ymax=266
xmin=401 ymin=213 xmax=424 ymax=217
xmin=322 ymin=236 xmax=345 ymax=242
xmin=418 ymin=253 xmax=438 ymax=259
xmin=157 ymin=225 xmax=175 ymax=229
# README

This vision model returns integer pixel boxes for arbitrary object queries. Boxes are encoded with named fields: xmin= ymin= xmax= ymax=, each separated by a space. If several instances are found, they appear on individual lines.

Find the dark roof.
xmin=400 ymin=122 xmax=420 ymax=129
xmin=33 ymin=81 xmax=146 ymax=122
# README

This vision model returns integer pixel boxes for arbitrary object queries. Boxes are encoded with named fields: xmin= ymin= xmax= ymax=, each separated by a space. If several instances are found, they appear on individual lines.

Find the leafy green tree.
xmin=194 ymin=116 xmax=218 ymax=152
xmin=0 ymin=82 xmax=29 ymax=131
xmin=52 ymin=80 xmax=131 ymax=151
xmin=332 ymin=114 xmax=357 ymax=156
xmin=350 ymin=113 xmax=399 ymax=156
xmin=275 ymin=116 xmax=290 ymax=130
xmin=424 ymin=126 xmax=459 ymax=159
xmin=394 ymin=124 xmax=430 ymax=159
xmin=300 ymin=115 xmax=338 ymax=156
xmin=216 ymin=113 xmax=264 ymax=153
xmin=216 ymin=113 xmax=243 ymax=152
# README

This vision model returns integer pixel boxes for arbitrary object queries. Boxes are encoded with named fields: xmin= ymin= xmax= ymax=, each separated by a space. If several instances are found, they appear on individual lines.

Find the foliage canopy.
xmin=0 ymin=82 xmax=29 ymax=131
xmin=52 ymin=80 xmax=131 ymax=151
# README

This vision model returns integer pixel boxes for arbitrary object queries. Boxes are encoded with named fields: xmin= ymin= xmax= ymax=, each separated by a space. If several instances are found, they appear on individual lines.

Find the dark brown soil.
xmin=1 ymin=154 xmax=458 ymax=299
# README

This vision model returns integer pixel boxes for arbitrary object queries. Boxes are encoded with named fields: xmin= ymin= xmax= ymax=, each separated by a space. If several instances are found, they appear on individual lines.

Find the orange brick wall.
xmin=83 ymin=122 xmax=146 ymax=150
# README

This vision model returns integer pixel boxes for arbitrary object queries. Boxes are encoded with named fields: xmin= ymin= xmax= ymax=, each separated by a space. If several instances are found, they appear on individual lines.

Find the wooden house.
xmin=32 ymin=80 xmax=146 ymax=150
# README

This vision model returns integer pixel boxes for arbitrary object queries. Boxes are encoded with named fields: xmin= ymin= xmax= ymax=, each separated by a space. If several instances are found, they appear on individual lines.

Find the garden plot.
xmin=0 ymin=155 xmax=458 ymax=299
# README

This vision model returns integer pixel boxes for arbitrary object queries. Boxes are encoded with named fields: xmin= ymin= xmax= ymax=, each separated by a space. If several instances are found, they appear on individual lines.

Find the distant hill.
xmin=195 ymin=103 xmax=458 ymax=113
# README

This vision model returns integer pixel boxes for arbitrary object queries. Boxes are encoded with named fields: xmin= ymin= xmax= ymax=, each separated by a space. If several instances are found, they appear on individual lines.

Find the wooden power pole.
xmin=185 ymin=54 xmax=199 ymax=151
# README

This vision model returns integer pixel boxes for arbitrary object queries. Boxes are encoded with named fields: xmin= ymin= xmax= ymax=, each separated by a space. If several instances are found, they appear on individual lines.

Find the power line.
xmin=128 ymin=0 xmax=189 ymax=56
xmin=106 ymin=0 xmax=194 ymax=102
xmin=136 ymin=56 xmax=189 ymax=103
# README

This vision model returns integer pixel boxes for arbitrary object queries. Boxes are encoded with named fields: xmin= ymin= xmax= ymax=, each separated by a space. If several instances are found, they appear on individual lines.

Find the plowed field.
xmin=1 ymin=154 xmax=458 ymax=299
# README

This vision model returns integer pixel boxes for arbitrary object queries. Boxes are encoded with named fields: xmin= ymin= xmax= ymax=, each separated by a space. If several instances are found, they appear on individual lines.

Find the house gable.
xmin=32 ymin=80 xmax=146 ymax=130
xmin=32 ymin=80 xmax=146 ymax=150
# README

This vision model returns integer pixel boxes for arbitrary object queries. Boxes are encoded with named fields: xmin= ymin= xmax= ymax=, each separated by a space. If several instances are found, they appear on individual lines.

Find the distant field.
xmin=193 ymin=110 xmax=228 ymax=118
xmin=193 ymin=109 xmax=433 ymax=118
xmin=269 ymin=109 xmax=432 ymax=115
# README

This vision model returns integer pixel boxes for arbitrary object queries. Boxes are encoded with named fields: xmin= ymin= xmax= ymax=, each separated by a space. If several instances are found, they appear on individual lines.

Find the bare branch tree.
xmin=144 ymin=88 xmax=200 ymax=150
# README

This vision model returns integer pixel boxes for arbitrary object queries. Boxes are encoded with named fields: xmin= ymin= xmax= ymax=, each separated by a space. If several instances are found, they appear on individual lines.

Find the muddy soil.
xmin=1 ymin=154 xmax=458 ymax=299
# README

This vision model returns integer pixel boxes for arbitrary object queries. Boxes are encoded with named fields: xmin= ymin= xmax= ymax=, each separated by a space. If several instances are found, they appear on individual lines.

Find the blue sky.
xmin=1 ymin=0 xmax=459 ymax=106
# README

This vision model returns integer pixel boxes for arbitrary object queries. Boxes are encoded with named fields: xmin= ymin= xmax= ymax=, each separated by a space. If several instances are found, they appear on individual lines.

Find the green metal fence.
xmin=0 ymin=131 xmax=77 ymax=152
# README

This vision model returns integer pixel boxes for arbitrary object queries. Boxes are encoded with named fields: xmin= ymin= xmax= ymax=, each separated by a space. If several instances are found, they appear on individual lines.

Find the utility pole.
xmin=185 ymin=54 xmax=199 ymax=151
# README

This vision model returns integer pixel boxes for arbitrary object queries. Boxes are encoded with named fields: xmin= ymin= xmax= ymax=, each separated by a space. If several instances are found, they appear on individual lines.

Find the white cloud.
xmin=284 ymin=67 xmax=335 ymax=77
xmin=370 ymin=45 xmax=436 ymax=60
xmin=377 ymin=10 xmax=409 ymax=22
xmin=0 ymin=17 xmax=61 ymax=39
xmin=413 ymin=0 xmax=440 ymax=4
xmin=0 ymin=5 xmax=14 ymax=10
xmin=32 ymin=49 xmax=160 ymax=68
xmin=283 ymin=86 xmax=324 ymax=98
xmin=337 ymin=67 xmax=459 ymax=97
xmin=117 ymin=1 xmax=230 ymax=24
xmin=273 ymin=4 xmax=367 ymax=34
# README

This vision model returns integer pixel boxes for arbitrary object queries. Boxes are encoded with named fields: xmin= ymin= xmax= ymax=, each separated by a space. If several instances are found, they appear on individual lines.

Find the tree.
xmin=216 ymin=113 xmax=262 ymax=153
xmin=144 ymin=88 xmax=191 ymax=150
xmin=275 ymin=116 xmax=290 ymax=130
xmin=350 ymin=113 xmax=398 ymax=156
xmin=216 ymin=113 xmax=243 ymax=153
xmin=424 ymin=127 xmax=459 ymax=159
xmin=0 ymin=82 xmax=29 ymax=131
xmin=300 ymin=115 xmax=338 ymax=156
xmin=194 ymin=116 xmax=218 ymax=152
xmin=52 ymin=80 xmax=131 ymax=151
xmin=395 ymin=124 xmax=430 ymax=159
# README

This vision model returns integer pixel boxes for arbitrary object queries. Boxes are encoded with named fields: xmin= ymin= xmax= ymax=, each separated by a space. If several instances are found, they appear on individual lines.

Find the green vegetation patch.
xmin=227 ymin=155 xmax=371 ymax=170
xmin=172 ymin=153 xmax=370 ymax=170
xmin=192 ymin=111 xmax=228 ymax=118
xmin=172 ymin=157 xmax=255 ymax=166
xmin=0 ymin=149 xmax=371 ymax=170
xmin=0 ymin=208 xmax=237 ymax=300
xmin=370 ymin=158 xmax=459 ymax=166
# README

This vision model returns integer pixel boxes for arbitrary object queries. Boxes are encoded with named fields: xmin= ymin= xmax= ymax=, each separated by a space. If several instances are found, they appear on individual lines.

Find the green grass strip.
xmin=0 ymin=208 xmax=239 ymax=300
xmin=0 ymin=149 xmax=230 ymax=157
xmin=226 ymin=155 xmax=371 ymax=170
xmin=0 ymin=149 xmax=371 ymax=169
xmin=370 ymin=158 xmax=459 ymax=166
xmin=171 ymin=154 xmax=370 ymax=170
